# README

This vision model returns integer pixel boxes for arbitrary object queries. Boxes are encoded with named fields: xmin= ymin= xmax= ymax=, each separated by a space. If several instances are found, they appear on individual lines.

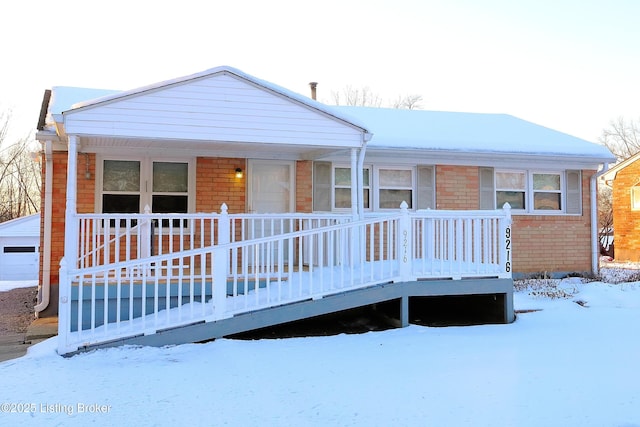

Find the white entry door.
xmin=247 ymin=161 xmax=295 ymax=264
xmin=248 ymin=160 xmax=294 ymax=214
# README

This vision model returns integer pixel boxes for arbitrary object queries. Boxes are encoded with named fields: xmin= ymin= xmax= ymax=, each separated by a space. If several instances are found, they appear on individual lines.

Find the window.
xmin=100 ymin=158 xmax=193 ymax=225
xmin=378 ymin=168 xmax=412 ymax=209
xmin=481 ymin=168 xmax=580 ymax=214
xmin=3 ymin=246 xmax=36 ymax=253
xmin=533 ymin=173 xmax=561 ymax=210
xmin=313 ymin=164 xmax=431 ymax=212
xmin=632 ymin=185 xmax=640 ymax=211
xmin=333 ymin=166 xmax=370 ymax=210
xmin=102 ymin=160 xmax=141 ymax=214
xmin=496 ymin=171 xmax=526 ymax=210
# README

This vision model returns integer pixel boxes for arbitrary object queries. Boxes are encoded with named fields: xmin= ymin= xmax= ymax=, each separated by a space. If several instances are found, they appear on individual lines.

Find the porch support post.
xmin=397 ymin=201 xmax=412 ymax=282
xmin=64 ymin=134 xmax=79 ymax=268
xmin=58 ymin=135 xmax=79 ymax=355
xmin=356 ymin=146 xmax=367 ymax=220
xmin=400 ymin=295 xmax=409 ymax=327
xmin=500 ymin=203 xmax=512 ymax=277
xmin=350 ymin=148 xmax=358 ymax=219
xmin=213 ymin=203 xmax=230 ymax=320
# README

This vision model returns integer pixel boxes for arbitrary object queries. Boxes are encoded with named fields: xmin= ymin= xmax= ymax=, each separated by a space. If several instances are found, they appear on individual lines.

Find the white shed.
xmin=0 ymin=214 xmax=40 ymax=281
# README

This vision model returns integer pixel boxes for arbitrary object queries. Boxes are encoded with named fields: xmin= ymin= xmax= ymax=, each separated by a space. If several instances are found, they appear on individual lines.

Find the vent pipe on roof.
xmin=309 ymin=82 xmax=318 ymax=100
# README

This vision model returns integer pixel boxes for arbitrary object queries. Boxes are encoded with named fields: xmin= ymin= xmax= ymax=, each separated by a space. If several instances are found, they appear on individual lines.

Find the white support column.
xmin=350 ymin=148 xmax=358 ymax=219
xmin=397 ymin=201 xmax=412 ymax=282
xmin=213 ymin=203 xmax=230 ymax=319
xmin=500 ymin=203 xmax=512 ymax=277
xmin=58 ymin=135 xmax=79 ymax=355
xmin=356 ymin=146 xmax=367 ymax=220
xmin=64 ymin=135 xmax=79 ymax=268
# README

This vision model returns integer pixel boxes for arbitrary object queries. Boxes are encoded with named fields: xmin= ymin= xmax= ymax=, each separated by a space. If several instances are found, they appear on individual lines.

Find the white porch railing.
xmin=75 ymin=205 xmax=355 ymax=273
xmin=57 ymin=203 xmax=512 ymax=355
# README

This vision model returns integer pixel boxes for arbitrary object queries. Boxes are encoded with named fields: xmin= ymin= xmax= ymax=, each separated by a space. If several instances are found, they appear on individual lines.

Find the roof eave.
xmin=365 ymin=146 xmax=616 ymax=169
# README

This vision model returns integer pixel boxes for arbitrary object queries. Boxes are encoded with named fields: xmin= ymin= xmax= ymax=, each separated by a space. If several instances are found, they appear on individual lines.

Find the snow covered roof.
xmin=332 ymin=106 xmax=615 ymax=162
xmin=41 ymin=66 xmax=615 ymax=164
xmin=49 ymin=87 xmax=121 ymax=116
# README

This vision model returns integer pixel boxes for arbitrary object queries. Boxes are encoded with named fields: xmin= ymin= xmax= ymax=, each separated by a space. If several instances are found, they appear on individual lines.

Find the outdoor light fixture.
xmin=235 ymin=168 xmax=243 ymax=179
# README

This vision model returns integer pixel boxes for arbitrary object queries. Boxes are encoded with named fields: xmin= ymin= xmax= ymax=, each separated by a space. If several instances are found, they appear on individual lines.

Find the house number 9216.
xmin=403 ymin=230 xmax=408 ymax=263
xmin=505 ymin=227 xmax=511 ymax=272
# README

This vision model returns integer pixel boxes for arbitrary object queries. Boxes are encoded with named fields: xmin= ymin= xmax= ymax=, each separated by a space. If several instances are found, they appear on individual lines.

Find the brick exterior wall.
xmin=434 ymin=166 xmax=595 ymax=274
xmin=296 ymin=160 xmax=313 ymax=213
xmin=436 ymin=165 xmax=480 ymax=209
xmin=611 ymin=160 xmax=640 ymax=261
xmin=195 ymin=157 xmax=246 ymax=213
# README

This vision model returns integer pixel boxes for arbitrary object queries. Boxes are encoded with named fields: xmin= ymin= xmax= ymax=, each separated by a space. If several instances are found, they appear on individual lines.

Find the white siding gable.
xmin=0 ymin=214 xmax=40 ymax=238
xmin=63 ymin=72 xmax=364 ymax=148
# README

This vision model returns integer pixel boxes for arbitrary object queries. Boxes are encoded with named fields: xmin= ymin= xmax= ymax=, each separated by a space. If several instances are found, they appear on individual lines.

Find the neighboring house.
xmin=34 ymin=66 xmax=615 ymax=355
xmin=602 ymin=152 xmax=640 ymax=261
xmin=0 ymin=213 xmax=40 ymax=281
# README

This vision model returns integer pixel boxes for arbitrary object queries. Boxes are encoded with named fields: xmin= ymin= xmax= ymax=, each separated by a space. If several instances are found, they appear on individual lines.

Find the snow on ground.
xmin=1 ymin=273 xmax=639 ymax=427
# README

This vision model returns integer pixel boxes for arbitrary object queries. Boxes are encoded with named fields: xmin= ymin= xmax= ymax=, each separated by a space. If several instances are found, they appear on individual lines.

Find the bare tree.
xmin=390 ymin=94 xmax=423 ymax=110
xmin=598 ymin=185 xmax=614 ymax=257
xmin=599 ymin=116 xmax=640 ymax=161
xmin=0 ymin=110 xmax=41 ymax=222
xmin=330 ymin=85 xmax=423 ymax=110
xmin=331 ymin=85 xmax=383 ymax=107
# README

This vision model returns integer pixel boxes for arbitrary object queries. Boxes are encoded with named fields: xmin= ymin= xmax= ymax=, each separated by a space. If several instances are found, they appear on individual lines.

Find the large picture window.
xmin=99 ymin=157 xmax=193 ymax=225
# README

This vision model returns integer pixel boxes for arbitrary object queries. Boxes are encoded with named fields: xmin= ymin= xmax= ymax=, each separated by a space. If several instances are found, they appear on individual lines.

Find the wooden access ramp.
xmin=65 ymin=277 xmax=513 ymax=355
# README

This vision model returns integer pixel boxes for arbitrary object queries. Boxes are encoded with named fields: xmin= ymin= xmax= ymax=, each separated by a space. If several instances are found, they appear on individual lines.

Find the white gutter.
xmin=34 ymin=140 xmax=53 ymax=315
xmin=591 ymin=163 xmax=610 ymax=274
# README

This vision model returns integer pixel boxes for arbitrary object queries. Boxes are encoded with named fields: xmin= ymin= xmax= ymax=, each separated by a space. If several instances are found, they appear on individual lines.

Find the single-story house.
xmin=602 ymin=152 xmax=640 ymax=261
xmin=0 ymin=213 xmax=40 ymax=281
xmin=34 ymin=66 xmax=615 ymax=355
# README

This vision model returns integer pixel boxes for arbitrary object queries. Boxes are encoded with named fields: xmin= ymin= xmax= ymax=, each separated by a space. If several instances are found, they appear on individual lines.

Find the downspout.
xmin=357 ymin=131 xmax=372 ymax=219
xmin=34 ymin=140 xmax=53 ymax=315
xmin=591 ymin=163 xmax=610 ymax=274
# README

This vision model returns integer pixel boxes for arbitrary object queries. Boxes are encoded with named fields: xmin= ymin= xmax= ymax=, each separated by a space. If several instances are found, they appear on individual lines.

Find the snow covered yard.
xmin=0 ymin=272 xmax=639 ymax=427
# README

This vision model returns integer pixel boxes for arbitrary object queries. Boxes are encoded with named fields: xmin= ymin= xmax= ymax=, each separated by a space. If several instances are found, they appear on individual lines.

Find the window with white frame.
xmin=495 ymin=171 xmax=526 ymax=210
xmin=102 ymin=160 xmax=142 ymax=215
xmin=481 ymin=168 xmax=580 ymax=214
xmin=312 ymin=164 xmax=432 ymax=212
xmin=532 ymin=173 xmax=562 ymax=210
xmin=100 ymin=158 xmax=193 ymax=225
xmin=631 ymin=185 xmax=640 ymax=211
xmin=334 ymin=166 xmax=370 ymax=209
xmin=378 ymin=168 xmax=413 ymax=209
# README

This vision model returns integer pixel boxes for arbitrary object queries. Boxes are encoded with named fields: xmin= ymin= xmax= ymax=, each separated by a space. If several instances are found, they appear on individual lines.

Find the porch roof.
xmin=39 ymin=66 xmax=371 ymax=160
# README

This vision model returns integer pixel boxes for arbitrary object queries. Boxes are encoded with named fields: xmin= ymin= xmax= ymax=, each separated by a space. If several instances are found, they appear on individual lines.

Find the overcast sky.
xmin=2 ymin=0 xmax=639 ymax=143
